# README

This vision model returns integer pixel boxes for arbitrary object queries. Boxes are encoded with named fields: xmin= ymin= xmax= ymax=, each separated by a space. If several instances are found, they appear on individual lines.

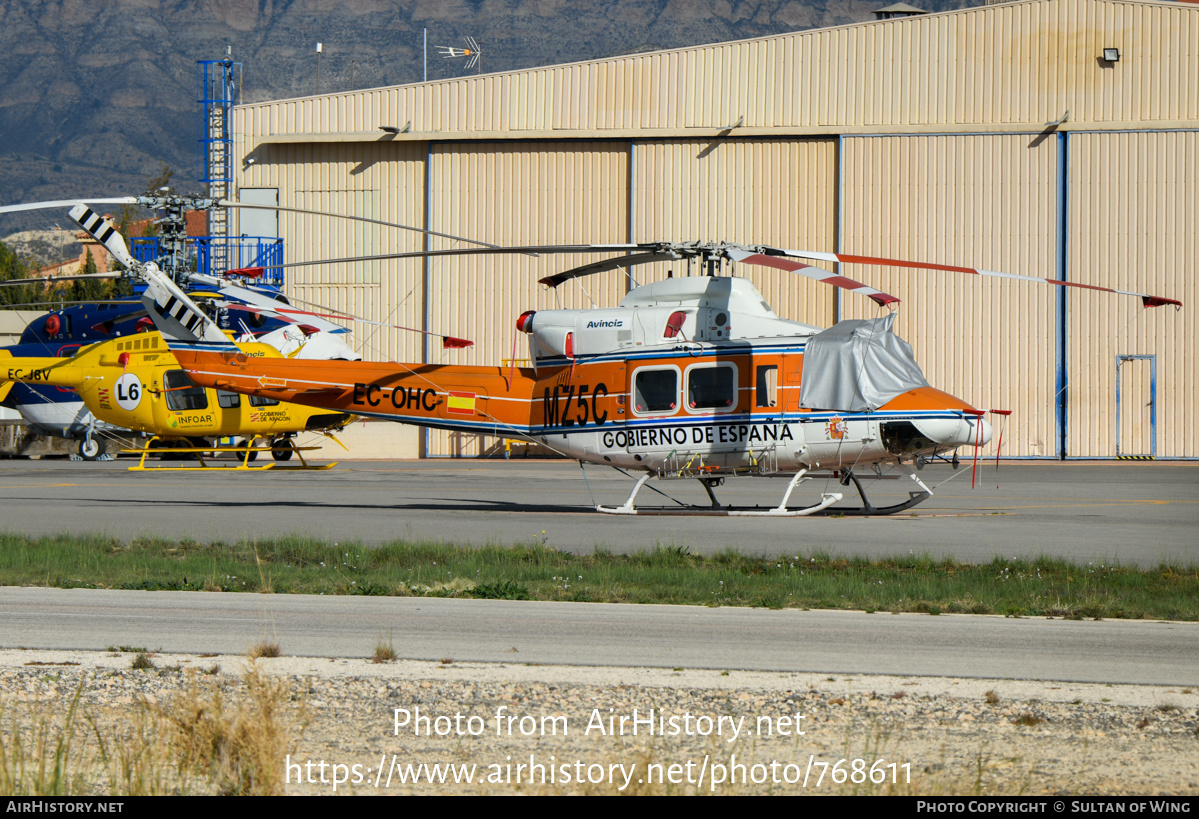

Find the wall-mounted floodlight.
xmin=1044 ymin=109 xmax=1070 ymax=129
xmin=1102 ymin=47 xmax=1120 ymax=62
xmin=315 ymin=42 xmax=323 ymax=95
xmin=379 ymin=122 xmax=411 ymax=135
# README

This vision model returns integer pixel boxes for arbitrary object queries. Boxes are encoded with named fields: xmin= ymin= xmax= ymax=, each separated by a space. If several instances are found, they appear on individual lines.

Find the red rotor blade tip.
xmin=442 ymin=336 xmax=474 ymax=348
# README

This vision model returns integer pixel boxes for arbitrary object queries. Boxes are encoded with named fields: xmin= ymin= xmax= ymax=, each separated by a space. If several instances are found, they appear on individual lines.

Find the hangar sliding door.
xmin=631 ymin=138 xmax=838 ymax=329
xmin=426 ymin=141 xmax=630 ymax=457
xmin=840 ymin=134 xmax=1059 ymax=458
xmin=263 ymin=141 xmax=429 ymax=366
xmin=1067 ymin=131 xmax=1196 ymax=458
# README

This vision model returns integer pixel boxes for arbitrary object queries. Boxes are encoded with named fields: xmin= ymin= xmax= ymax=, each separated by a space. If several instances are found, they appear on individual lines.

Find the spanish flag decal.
xmin=447 ymin=391 xmax=477 ymax=415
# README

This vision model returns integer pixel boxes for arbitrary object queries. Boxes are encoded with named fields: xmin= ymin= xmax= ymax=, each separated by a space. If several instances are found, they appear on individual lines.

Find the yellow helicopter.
xmin=0 ymin=327 xmax=355 ymax=469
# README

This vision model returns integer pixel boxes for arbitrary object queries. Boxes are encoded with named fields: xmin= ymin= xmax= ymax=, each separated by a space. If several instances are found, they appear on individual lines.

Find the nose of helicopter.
xmin=880 ymin=387 xmax=994 ymax=454
xmin=911 ymin=412 xmax=992 ymax=449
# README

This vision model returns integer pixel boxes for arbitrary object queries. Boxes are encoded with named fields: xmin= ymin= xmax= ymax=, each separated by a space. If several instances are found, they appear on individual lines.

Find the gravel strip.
xmin=2 ymin=648 xmax=1197 ymax=795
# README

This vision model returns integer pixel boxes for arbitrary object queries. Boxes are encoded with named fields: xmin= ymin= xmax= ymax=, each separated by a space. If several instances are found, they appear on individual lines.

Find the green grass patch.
xmin=0 ymin=533 xmax=1196 ymax=620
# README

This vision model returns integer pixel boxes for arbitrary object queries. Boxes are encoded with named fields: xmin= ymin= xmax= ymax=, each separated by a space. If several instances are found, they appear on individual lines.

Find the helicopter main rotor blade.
xmin=538 ymin=251 xmax=682 ymax=288
xmin=217 ymin=200 xmax=513 ymax=251
xmin=727 ymin=247 xmax=899 ymax=307
xmin=67 ymin=204 xmax=229 ymax=344
xmin=0 ymin=299 xmax=140 ymax=310
xmin=185 ymin=272 xmax=353 ymax=337
xmin=68 ymin=205 xmax=138 ymax=271
xmin=766 ymin=247 xmax=1181 ymax=309
xmin=276 ymin=244 xmax=641 ymax=269
xmin=0 ymin=272 xmax=121 ymax=287
xmin=191 ymin=270 xmax=470 ymax=347
xmin=0 ymin=197 xmax=139 ymax=215
xmin=222 ymin=302 xmax=473 ymax=348
xmin=4 ymin=196 xmax=520 ymax=256
xmin=534 ymin=242 xmax=901 ymax=305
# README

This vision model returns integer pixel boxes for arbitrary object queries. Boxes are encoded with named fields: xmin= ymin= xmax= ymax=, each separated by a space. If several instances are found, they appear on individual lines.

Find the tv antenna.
xmin=436 ymin=36 xmax=482 ymax=72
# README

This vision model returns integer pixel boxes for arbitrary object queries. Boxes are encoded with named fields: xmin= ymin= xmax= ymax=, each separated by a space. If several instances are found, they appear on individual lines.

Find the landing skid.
xmin=596 ymin=469 xmax=843 ymax=517
xmin=124 ymin=436 xmax=335 ymax=471
xmin=595 ymin=464 xmax=932 ymax=517
xmin=819 ymin=465 xmax=932 ymax=516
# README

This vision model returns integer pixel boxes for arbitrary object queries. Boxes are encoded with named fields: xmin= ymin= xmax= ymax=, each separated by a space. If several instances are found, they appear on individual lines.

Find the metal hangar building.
xmin=228 ymin=0 xmax=1197 ymax=460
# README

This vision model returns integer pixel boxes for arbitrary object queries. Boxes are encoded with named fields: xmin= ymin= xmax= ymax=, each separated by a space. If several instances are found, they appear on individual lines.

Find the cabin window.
xmin=685 ymin=363 xmax=737 ymax=413
xmin=164 ymin=370 xmax=208 ymax=411
xmin=632 ymin=367 xmax=678 ymax=414
xmin=249 ymin=394 xmax=280 ymax=407
xmin=217 ymin=390 xmax=241 ymax=409
xmin=756 ymin=366 xmax=778 ymax=408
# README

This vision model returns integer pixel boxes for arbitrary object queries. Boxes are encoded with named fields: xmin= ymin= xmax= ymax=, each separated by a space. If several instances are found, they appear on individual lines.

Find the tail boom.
xmin=1 ymin=354 xmax=85 ymax=389
xmin=171 ymin=350 xmax=541 ymax=436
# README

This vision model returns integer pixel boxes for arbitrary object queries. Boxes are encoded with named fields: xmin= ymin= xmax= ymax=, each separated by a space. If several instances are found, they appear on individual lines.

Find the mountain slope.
xmin=0 ymin=0 xmax=978 ymax=232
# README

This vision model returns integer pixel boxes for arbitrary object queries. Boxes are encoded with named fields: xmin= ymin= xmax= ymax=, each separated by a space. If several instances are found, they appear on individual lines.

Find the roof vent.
xmin=873 ymin=2 xmax=927 ymax=19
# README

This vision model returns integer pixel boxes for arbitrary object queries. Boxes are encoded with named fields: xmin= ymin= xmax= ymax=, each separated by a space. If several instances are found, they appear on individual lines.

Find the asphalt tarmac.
xmin=2 ymin=458 xmax=1196 ymax=682
xmin=0 ymin=458 xmax=1195 ymax=566
xmin=3 ymin=587 xmax=1197 ymax=684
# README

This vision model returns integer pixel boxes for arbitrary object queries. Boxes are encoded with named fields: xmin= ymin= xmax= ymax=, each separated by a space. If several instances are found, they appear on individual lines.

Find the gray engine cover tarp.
xmin=799 ymin=313 xmax=929 ymax=412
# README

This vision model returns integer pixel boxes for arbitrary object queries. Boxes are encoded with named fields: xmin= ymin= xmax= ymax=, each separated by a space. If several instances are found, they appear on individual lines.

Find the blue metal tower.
xmin=197 ymin=56 xmax=242 ymax=275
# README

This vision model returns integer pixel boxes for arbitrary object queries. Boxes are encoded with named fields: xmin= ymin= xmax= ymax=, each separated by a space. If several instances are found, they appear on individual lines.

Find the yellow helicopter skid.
xmin=123 ymin=437 xmax=336 ymax=471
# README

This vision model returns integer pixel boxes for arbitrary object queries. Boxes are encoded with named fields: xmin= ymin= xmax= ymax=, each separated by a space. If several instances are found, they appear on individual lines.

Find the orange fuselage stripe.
xmin=172 ymin=349 xmax=980 ymax=434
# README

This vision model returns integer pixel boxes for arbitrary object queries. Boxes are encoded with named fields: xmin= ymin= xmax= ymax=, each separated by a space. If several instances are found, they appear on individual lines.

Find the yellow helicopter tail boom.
xmin=0 ymin=351 xmax=87 ymax=388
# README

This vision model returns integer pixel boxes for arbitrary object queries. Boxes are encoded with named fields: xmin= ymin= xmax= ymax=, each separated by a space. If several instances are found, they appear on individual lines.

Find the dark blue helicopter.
xmin=1 ymin=301 xmax=149 ymax=458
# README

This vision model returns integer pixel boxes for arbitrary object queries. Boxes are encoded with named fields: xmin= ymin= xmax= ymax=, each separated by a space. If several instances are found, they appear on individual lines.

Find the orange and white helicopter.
xmin=70 ymin=204 xmax=1180 ymax=516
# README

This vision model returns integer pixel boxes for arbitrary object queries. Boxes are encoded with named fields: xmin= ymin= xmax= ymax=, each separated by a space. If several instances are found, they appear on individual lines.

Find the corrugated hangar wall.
xmin=840 ymin=134 xmax=1061 ymax=459
xmin=425 ymin=142 xmax=630 ymax=456
xmin=243 ymin=140 xmax=429 ymax=366
xmin=1068 ymin=131 xmax=1198 ymax=459
xmin=231 ymin=0 xmax=1197 ymax=459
